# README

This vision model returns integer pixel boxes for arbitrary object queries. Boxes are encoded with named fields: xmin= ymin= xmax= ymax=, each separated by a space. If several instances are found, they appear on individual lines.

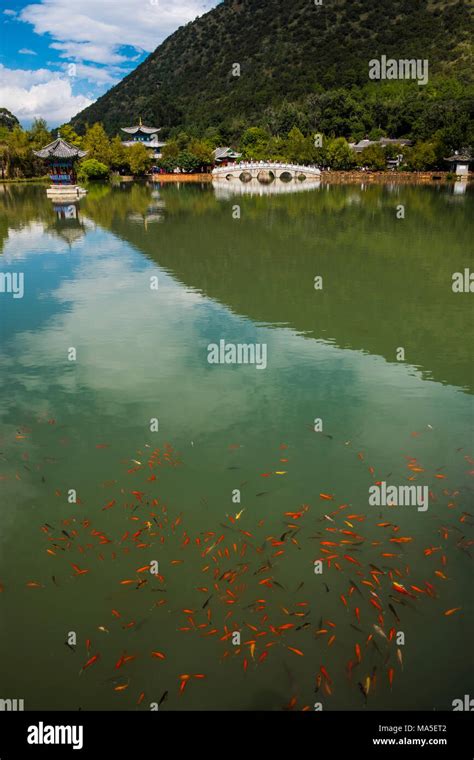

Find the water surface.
xmin=0 ymin=181 xmax=472 ymax=711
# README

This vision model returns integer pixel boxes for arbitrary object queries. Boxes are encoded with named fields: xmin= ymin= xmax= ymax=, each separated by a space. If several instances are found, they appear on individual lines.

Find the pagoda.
xmin=120 ymin=118 xmax=166 ymax=160
xmin=33 ymin=136 xmax=88 ymax=200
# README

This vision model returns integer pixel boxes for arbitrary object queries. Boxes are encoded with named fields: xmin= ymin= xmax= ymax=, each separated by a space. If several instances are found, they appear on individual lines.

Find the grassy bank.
xmin=0 ymin=176 xmax=50 ymax=184
xmin=149 ymin=173 xmax=212 ymax=182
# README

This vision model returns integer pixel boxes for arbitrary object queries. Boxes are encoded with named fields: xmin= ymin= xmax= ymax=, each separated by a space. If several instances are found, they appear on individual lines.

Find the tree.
xmin=284 ymin=126 xmax=316 ymax=164
xmin=0 ymin=128 xmax=10 ymax=179
xmin=176 ymin=151 xmax=200 ymax=172
xmin=264 ymin=102 xmax=309 ymax=136
xmin=326 ymin=137 xmax=357 ymax=170
xmin=358 ymin=144 xmax=387 ymax=170
xmin=0 ymin=108 xmax=20 ymax=131
xmin=161 ymin=139 xmax=180 ymax=162
xmin=6 ymin=127 xmax=30 ymax=178
xmin=405 ymin=141 xmax=438 ymax=171
xmin=368 ymin=127 xmax=387 ymax=141
xmin=188 ymin=138 xmax=213 ymax=166
xmin=110 ymin=135 xmax=129 ymax=172
xmin=77 ymin=159 xmax=109 ymax=181
xmin=175 ymin=131 xmax=191 ymax=150
xmin=203 ymin=126 xmax=222 ymax=147
xmin=28 ymin=118 xmax=51 ymax=150
xmin=59 ymin=124 xmax=83 ymax=147
xmin=240 ymin=127 xmax=270 ymax=160
xmin=128 ymin=143 xmax=150 ymax=175
xmin=82 ymin=123 xmax=112 ymax=165
xmin=158 ymin=157 xmax=178 ymax=173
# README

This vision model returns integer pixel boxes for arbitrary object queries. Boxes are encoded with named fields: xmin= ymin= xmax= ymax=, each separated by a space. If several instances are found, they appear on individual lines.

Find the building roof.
xmin=444 ymin=154 xmax=471 ymax=163
xmin=350 ymin=137 xmax=412 ymax=153
xmin=33 ymin=138 xmax=87 ymax=159
xmin=121 ymin=125 xmax=161 ymax=135
xmin=379 ymin=137 xmax=412 ymax=146
xmin=213 ymin=146 xmax=242 ymax=160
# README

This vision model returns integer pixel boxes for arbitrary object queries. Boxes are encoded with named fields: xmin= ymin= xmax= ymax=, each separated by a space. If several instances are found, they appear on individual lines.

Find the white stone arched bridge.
xmin=212 ymin=161 xmax=321 ymax=181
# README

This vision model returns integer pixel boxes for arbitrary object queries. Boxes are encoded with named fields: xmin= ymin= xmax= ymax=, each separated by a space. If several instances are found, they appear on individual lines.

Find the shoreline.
xmin=148 ymin=171 xmax=470 ymax=185
xmin=1 ymin=171 xmax=471 ymax=187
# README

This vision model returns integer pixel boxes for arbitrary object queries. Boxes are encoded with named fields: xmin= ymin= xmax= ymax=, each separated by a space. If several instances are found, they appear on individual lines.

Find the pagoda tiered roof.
xmin=121 ymin=125 xmax=161 ymax=135
xmin=33 ymin=138 xmax=87 ymax=159
xmin=121 ymin=137 xmax=166 ymax=148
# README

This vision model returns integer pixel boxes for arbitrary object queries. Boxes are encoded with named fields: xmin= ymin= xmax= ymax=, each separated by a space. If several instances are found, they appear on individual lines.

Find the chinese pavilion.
xmin=120 ymin=119 xmax=166 ymax=160
xmin=444 ymin=152 xmax=471 ymax=179
xmin=33 ymin=136 xmax=88 ymax=199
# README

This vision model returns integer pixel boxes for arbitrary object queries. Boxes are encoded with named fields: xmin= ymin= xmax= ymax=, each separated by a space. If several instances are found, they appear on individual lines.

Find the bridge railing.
xmin=212 ymin=161 xmax=320 ymax=174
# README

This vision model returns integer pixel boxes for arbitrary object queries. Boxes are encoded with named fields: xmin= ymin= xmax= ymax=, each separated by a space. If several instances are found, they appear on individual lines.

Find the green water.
xmin=0 ymin=181 xmax=472 ymax=711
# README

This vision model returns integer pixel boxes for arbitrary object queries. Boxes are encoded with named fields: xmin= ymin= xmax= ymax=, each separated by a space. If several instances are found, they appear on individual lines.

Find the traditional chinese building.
xmin=213 ymin=146 xmax=242 ymax=166
xmin=120 ymin=119 xmax=166 ymax=160
xmin=444 ymin=152 xmax=471 ymax=179
xmin=33 ymin=137 xmax=88 ymax=199
xmin=349 ymin=137 xmax=412 ymax=154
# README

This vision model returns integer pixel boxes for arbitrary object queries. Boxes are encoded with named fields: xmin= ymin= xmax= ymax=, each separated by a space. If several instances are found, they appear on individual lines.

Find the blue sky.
xmin=0 ymin=0 xmax=219 ymax=128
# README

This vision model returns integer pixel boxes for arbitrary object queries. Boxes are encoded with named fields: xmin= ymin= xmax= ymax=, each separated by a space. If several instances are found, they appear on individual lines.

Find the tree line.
xmin=0 ymin=109 xmax=470 ymax=180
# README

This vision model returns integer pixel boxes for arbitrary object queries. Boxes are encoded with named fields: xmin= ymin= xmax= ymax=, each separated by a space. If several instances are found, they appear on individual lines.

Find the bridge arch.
xmin=212 ymin=161 xmax=321 ymax=183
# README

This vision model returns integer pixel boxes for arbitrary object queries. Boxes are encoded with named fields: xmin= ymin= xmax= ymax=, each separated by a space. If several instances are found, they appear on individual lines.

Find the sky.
xmin=0 ymin=0 xmax=219 ymax=128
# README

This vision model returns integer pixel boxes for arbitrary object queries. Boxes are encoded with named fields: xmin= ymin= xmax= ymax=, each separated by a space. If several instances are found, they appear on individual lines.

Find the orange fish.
xmin=80 ymin=654 xmax=99 ymax=673
xmin=71 ymin=564 xmax=89 ymax=576
xmin=320 ymin=665 xmax=332 ymax=683
xmin=287 ymin=646 xmax=304 ymax=656
xmin=388 ymin=667 xmax=394 ymax=689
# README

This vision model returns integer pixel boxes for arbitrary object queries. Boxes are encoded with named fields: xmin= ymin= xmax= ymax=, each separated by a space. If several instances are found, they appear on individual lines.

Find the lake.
xmin=0 ymin=179 xmax=472 ymax=711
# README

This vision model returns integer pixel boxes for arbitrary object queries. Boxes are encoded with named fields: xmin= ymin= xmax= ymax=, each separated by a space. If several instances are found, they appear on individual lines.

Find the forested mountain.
xmin=71 ymin=0 xmax=472 ymax=145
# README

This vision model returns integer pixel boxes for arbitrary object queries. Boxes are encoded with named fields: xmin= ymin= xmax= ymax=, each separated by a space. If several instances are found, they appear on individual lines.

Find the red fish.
xmin=80 ymin=654 xmax=99 ymax=673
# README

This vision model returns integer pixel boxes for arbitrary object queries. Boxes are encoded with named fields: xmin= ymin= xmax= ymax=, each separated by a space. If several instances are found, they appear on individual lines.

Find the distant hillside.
xmin=70 ymin=0 xmax=473 ymax=140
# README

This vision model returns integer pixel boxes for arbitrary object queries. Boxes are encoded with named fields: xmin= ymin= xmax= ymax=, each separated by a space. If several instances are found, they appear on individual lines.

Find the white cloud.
xmin=18 ymin=48 xmax=38 ymax=55
xmin=61 ymin=62 xmax=122 ymax=86
xmin=3 ymin=9 xmax=17 ymax=16
xmin=0 ymin=64 xmax=92 ymax=125
xmin=51 ymin=42 xmax=129 ymax=66
xmin=20 ymin=0 xmax=218 ymax=65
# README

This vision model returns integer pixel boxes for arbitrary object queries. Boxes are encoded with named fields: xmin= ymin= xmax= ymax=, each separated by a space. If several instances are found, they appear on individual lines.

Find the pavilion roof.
xmin=121 ymin=125 xmax=161 ymax=135
xmin=444 ymin=154 xmax=471 ymax=162
xmin=213 ymin=146 xmax=242 ymax=159
xmin=33 ymin=138 xmax=87 ymax=159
